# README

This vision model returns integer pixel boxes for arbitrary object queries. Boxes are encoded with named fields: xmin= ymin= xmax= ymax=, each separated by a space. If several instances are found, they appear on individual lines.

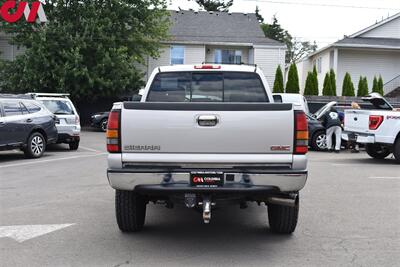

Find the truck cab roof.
xmin=158 ymin=64 xmax=258 ymax=73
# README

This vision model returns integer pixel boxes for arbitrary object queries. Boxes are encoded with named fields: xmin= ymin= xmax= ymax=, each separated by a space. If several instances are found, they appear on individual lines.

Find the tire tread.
xmin=268 ymin=197 xmax=299 ymax=234
xmin=115 ymin=190 xmax=146 ymax=232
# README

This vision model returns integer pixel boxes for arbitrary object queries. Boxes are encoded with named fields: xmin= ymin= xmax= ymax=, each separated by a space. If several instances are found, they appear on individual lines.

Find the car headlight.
xmin=93 ymin=114 xmax=101 ymax=118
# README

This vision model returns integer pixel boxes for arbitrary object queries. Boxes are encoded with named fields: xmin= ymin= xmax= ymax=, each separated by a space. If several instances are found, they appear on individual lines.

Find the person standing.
xmin=322 ymin=107 xmax=342 ymax=153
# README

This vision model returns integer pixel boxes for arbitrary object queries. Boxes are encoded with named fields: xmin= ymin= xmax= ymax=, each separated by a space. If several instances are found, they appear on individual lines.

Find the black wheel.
xmin=69 ymin=141 xmax=79 ymax=150
xmin=365 ymin=144 xmax=391 ymax=159
xmin=100 ymin=118 xmax=108 ymax=132
xmin=311 ymin=131 xmax=327 ymax=151
xmin=24 ymin=132 xmax=46 ymax=159
xmin=268 ymin=196 xmax=299 ymax=234
xmin=393 ymin=138 xmax=400 ymax=164
xmin=115 ymin=190 xmax=146 ymax=232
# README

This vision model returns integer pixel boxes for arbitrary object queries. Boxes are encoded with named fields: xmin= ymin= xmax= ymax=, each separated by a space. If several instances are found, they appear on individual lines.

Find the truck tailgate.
xmin=344 ymin=110 xmax=370 ymax=133
xmin=121 ymin=103 xmax=294 ymax=155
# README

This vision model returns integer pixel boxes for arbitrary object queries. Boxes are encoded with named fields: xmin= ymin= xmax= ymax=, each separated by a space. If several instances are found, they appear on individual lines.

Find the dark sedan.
xmin=307 ymin=114 xmax=327 ymax=151
xmin=90 ymin=112 xmax=110 ymax=132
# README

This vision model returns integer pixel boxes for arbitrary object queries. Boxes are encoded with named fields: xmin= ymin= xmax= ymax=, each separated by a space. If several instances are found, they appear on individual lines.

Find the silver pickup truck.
xmin=106 ymin=64 xmax=308 ymax=234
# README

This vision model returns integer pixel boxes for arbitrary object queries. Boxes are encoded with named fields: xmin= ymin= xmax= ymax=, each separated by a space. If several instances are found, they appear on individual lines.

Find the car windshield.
xmin=41 ymin=100 xmax=74 ymax=115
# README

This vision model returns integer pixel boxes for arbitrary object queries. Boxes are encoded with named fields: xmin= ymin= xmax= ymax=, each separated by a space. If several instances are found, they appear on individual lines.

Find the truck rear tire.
xmin=115 ymin=190 xmax=146 ymax=232
xmin=268 ymin=196 xmax=299 ymax=234
xmin=365 ymin=144 xmax=391 ymax=159
xmin=393 ymin=138 xmax=400 ymax=163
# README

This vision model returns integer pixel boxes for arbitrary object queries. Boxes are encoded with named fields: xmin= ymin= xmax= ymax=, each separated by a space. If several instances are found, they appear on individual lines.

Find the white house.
xmin=297 ymin=12 xmax=400 ymax=96
xmin=142 ymin=10 xmax=286 ymax=88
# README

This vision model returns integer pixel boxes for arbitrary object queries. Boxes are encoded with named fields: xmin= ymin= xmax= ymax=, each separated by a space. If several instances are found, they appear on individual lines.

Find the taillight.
xmin=75 ymin=115 xmax=80 ymax=124
xmin=194 ymin=65 xmax=221 ymax=69
xmin=107 ymin=110 xmax=121 ymax=153
xmin=369 ymin=115 xmax=383 ymax=130
xmin=294 ymin=111 xmax=309 ymax=154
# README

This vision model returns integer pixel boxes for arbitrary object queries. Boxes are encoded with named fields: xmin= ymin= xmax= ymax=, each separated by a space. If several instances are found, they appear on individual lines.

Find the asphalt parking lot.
xmin=0 ymin=130 xmax=399 ymax=267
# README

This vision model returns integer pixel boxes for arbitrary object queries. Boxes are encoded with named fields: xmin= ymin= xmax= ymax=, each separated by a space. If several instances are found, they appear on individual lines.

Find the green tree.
xmin=329 ymin=69 xmax=337 ymax=96
xmin=342 ymin=73 xmax=355 ymax=96
xmin=377 ymin=75 xmax=384 ymax=95
xmin=363 ymin=77 xmax=369 ymax=95
xmin=273 ymin=65 xmax=284 ymax=93
xmin=372 ymin=76 xmax=379 ymax=93
xmin=0 ymin=0 xmax=169 ymax=100
xmin=286 ymin=63 xmax=300 ymax=93
xmin=357 ymin=76 xmax=369 ymax=97
xmin=322 ymin=72 xmax=332 ymax=96
xmin=303 ymin=72 xmax=314 ymax=95
xmin=255 ymin=5 xmax=264 ymax=23
xmin=312 ymin=65 xmax=319 ymax=95
xmin=196 ymin=0 xmax=233 ymax=11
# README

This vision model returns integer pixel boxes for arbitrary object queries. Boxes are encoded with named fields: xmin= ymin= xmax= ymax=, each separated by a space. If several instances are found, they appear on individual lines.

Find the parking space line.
xmin=0 ymin=153 xmax=107 ymax=169
xmin=79 ymin=146 xmax=103 ymax=153
xmin=369 ymin=177 xmax=400 ymax=180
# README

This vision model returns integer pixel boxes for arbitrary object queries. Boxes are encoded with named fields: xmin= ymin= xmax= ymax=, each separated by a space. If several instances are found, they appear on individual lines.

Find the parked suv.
xmin=0 ymin=95 xmax=58 ymax=158
xmin=28 ymin=93 xmax=81 ymax=150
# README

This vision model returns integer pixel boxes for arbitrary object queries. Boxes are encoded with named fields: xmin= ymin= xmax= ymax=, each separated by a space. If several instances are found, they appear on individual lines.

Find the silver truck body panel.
xmin=121 ymin=108 xmax=294 ymax=154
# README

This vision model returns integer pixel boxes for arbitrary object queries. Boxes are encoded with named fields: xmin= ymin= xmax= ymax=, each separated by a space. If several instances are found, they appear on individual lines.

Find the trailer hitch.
xmin=198 ymin=195 xmax=215 ymax=224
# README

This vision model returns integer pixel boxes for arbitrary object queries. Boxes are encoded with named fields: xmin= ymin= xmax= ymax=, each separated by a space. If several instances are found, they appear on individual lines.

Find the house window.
xmin=329 ymin=51 xmax=334 ymax=69
xmin=214 ymin=49 xmax=242 ymax=64
xmin=314 ymin=57 xmax=322 ymax=73
xmin=170 ymin=46 xmax=184 ymax=65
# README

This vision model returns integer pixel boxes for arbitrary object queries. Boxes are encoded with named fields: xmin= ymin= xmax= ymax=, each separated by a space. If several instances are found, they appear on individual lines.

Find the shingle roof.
xmin=167 ymin=10 xmax=285 ymax=47
xmin=335 ymin=37 xmax=400 ymax=48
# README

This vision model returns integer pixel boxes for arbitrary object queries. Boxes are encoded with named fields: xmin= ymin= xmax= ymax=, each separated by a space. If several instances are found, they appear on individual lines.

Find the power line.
xmin=239 ymin=0 xmax=400 ymax=11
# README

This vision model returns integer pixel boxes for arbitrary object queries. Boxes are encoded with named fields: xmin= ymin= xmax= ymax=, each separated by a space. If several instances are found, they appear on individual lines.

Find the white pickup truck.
xmin=106 ymin=64 xmax=308 ymax=234
xmin=343 ymin=93 xmax=400 ymax=163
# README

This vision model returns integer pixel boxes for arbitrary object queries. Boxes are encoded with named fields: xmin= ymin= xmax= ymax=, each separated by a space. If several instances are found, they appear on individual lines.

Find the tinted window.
xmin=224 ymin=72 xmax=267 ymax=102
xmin=191 ymin=73 xmax=223 ymax=102
xmin=3 ymin=101 xmax=23 ymax=117
xmin=41 ymin=100 xmax=74 ymax=115
xmin=147 ymin=72 xmax=268 ymax=103
xmin=147 ymin=72 xmax=191 ymax=102
xmin=23 ymin=102 xmax=42 ymax=113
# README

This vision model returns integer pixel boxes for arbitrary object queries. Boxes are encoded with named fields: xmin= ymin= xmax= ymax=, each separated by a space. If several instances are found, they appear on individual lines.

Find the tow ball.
xmin=184 ymin=194 xmax=215 ymax=224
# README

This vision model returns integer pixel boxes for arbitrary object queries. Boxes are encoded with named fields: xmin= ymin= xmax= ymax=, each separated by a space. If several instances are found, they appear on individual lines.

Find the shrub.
xmin=372 ymin=76 xmax=379 ymax=93
xmin=357 ymin=76 xmax=368 ymax=96
xmin=322 ymin=72 xmax=332 ymax=96
xmin=285 ymin=63 xmax=300 ymax=93
xmin=312 ymin=65 xmax=319 ymax=95
xmin=378 ymin=75 xmax=384 ymax=95
xmin=329 ymin=69 xmax=337 ymax=96
xmin=342 ymin=72 xmax=355 ymax=96
xmin=304 ymin=72 xmax=314 ymax=95
xmin=273 ymin=65 xmax=284 ymax=93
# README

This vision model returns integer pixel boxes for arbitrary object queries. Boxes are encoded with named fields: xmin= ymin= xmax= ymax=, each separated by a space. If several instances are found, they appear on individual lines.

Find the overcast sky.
xmin=168 ymin=0 xmax=400 ymax=48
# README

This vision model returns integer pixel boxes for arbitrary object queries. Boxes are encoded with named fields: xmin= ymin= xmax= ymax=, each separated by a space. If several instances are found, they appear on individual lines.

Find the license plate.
xmin=190 ymin=172 xmax=224 ymax=187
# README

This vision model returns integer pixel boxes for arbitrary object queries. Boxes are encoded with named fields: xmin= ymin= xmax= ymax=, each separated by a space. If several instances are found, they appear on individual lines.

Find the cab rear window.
xmin=146 ymin=72 xmax=268 ymax=102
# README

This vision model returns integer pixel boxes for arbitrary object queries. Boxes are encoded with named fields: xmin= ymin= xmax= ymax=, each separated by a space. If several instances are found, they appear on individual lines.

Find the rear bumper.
xmin=107 ymin=169 xmax=307 ymax=193
xmin=57 ymin=133 xmax=80 ymax=143
xmin=342 ymin=131 xmax=375 ymax=144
